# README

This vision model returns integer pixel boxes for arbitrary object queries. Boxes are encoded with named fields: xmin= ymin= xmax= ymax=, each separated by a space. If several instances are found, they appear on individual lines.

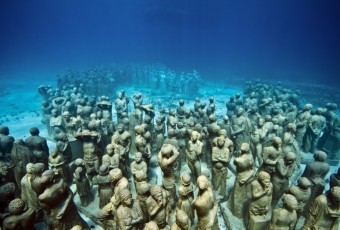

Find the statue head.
xmin=109 ymin=168 xmax=123 ymax=182
xmin=29 ymin=127 xmax=40 ymax=136
xmin=330 ymin=186 xmax=340 ymax=204
xmin=181 ymin=173 xmax=191 ymax=186
xmin=197 ymin=175 xmax=209 ymax=190
xmin=0 ymin=126 xmax=9 ymax=135
xmin=284 ymin=152 xmax=296 ymax=165
xmin=99 ymin=164 xmax=109 ymax=176
xmin=258 ymin=171 xmax=271 ymax=187
xmin=314 ymin=150 xmax=327 ymax=162
xmin=297 ymin=177 xmax=312 ymax=190
xmin=150 ymin=185 xmax=163 ymax=203
xmin=119 ymin=188 xmax=132 ymax=207
xmin=176 ymin=210 xmax=190 ymax=229
xmin=240 ymin=143 xmax=250 ymax=153
xmin=8 ymin=198 xmax=25 ymax=215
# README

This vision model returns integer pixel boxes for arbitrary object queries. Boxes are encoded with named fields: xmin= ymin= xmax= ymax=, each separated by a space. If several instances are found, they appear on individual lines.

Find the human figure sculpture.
xmin=248 ymin=171 xmax=273 ymax=230
xmin=61 ymin=111 xmax=79 ymax=137
xmin=116 ymin=188 xmax=143 ymax=230
xmin=271 ymin=152 xmax=297 ymax=207
xmin=21 ymin=163 xmax=41 ymax=213
xmin=192 ymin=175 xmax=219 ymax=230
xmin=158 ymin=143 xmax=180 ymax=210
xmin=176 ymin=122 xmax=188 ymax=167
xmin=171 ymin=210 xmax=191 ymax=230
xmin=302 ymin=186 xmax=340 ymax=230
xmin=301 ymin=151 xmax=330 ymax=209
xmin=112 ymin=123 xmax=131 ymax=165
xmin=303 ymin=108 xmax=327 ymax=153
xmin=102 ymin=143 xmax=120 ymax=170
xmin=177 ymin=174 xmax=194 ymax=223
xmin=154 ymin=118 xmax=165 ymax=153
xmin=226 ymin=96 xmax=237 ymax=117
xmin=211 ymin=136 xmax=230 ymax=200
xmin=295 ymin=104 xmax=313 ymax=147
xmin=282 ymin=132 xmax=301 ymax=167
xmin=231 ymin=108 xmax=250 ymax=155
xmin=38 ymin=170 xmax=89 ymax=229
xmin=73 ymin=158 xmax=93 ymax=207
xmin=74 ymin=129 xmax=101 ymax=183
xmin=186 ymin=131 xmax=203 ymax=182
xmin=250 ymin=118 xmax=268 ymax=167
xmin=97 ymin=164 xmax=113 ymax=209
xmin=131 ymin=152 xmax=148 ymax=179
xmin=176 ymin=99 xmax=186 ymax=122
xmin=207 ymin=114 xmax=221 ymax=168
xmin=218 ymin=115 xmax=231 ymax=137
xmin=10 ymin=139 xmax=33 ymax=191
xmin=231 ymin=142 xmax=256 ymax=218
xmin=260 ymin=136 xmax=282 ymax=175
xmin=330 ymin=167 xmax=340 ymax=189
xmin=134 ymin=171 xmax=150 ymax=223
xmin=115 ymin=91 xmax=129 ymax=124
xmin=134 ymin=125 xmax=151 ymax=163
xmin=48 ymin=148 xmax=67 ymax=180
xmin=287 ymin=177 xmax=312 ymax=219
xmin=269 ymin=194 xmax=298 ymax=230
xmin=25 ymin=127 xmax=49 ymax=169
xmin=2 ymin=198 xmax=36 ymax=230
xmin=50 ymin=109 xmax=63 ymax=138
xmin=0 ymin=126 xmax=15 ymax=161
xmin=146 ymin=185 xmax=169 ymax=229
xmin=167 ymin=109 xmax=178 ymax=130
xmin=0 ymin=162 xmax=16 ymax=213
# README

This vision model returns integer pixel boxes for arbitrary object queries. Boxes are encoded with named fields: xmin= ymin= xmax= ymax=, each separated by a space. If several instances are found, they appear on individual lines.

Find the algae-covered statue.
xmin=2 ymin=198 xmax=36 ymax=230
xmin=269 ymin=194 xmax=298 ymax=230
xmin=25 ymin=127 xmax=49 ymax=169
xmin=231 ymin=142 xmax=256 ymax=218
xmin=38 ymin=170 xmax=89 ymax=229
xmin=192 ymin=175 xmax=219 ymax=230
xmin=186 ymin=130 xmax=203 ymax=182
xmin=248 ymin=171 xmax=273 ymax=230
xmin=302 ymin=186 xmax=340 ymax=230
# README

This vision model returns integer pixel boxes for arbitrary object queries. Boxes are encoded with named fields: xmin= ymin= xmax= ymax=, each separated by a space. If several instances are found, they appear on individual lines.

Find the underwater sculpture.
xmin=1 ymin=75 xmax=339 ymax=230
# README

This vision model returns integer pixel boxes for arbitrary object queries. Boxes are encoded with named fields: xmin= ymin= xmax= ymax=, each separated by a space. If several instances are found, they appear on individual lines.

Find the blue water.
xmin=0 ymin=0 xmax=339 ymax=86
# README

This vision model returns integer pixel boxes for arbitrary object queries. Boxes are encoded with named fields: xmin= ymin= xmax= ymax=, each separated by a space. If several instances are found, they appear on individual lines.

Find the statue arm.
xmin=251 ymin=182 xmax=267 ymax=199
xmin=57 ymin=188 xmax=73 ymax=219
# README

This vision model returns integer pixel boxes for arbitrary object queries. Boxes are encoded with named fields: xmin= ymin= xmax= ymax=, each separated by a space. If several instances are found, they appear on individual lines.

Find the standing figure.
xmin=146 ymin=185 xmax=169 ymax=229
xmin=158 ymin=143 xmax=180 ymax=210
xmin=0 ymin=126 xmax=15 ymax=161
xmin=134 ymin=125 xmax=151 ymax=163
xmin=303 ymin=108 xmax=326 ymax=153
xmin=25 ymin=127 xmax=49 ymax=169
xmin=250 ymin=118 xmax=268 ymax=167
xmin=271 ymin=152 xmax=297 ymax=208
xmin=75 ymin=129 xmax=101 ymax=184
xmin=211 ymin=136 xmax=231 ymax=200
xmin=73 ymin=158 xmax=93 ymax=207
xmin=269 ymin=194 xmax=298 ymax=230
xmin=10 ymin=139 xmax=33 ymax=191
xmin=295 ymin=104 xmax=313 ymax=147
xmin=97 ymin=164 xmax=113 ymax=209
xmin=171 ymin=210 xmax=191 ymax=230
xmin=231 ymin=143 xmax=256 ymax=218
xmin=186 ymin=131 xmax=203 ymax=182
xmin=38 ymin=170 xmax=89 ymax=229
xmin=48 ymin=149 xmax=67 ymax=180
xmin=260 ymin=136 xmax=282 ymax=175
xmin=192 ymin=175 xmax=219 ymax=230
xmin=302 ymin=186 xmax=340 ymax=230
xmin=248 ymin=171 xmax=273 ymax=230
xmin=301 ymin=151 xmax=330 ymax=210
xmin=287 ymin=177 xmax=312 ymax=219
xmin=116 ymin=188 xmax=143 ymax=230
xmin=112 ymin=123 xmax=131 ymax=167
xmin=177 ymin=174 xmax=194 ymax=223
xmin=2 ymin=198 xmax=36 ymax=230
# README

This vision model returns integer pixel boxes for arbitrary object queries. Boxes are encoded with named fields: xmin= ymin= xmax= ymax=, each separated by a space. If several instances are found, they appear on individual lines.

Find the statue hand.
xmin=56 ymin=211 xmax=64 ymax=220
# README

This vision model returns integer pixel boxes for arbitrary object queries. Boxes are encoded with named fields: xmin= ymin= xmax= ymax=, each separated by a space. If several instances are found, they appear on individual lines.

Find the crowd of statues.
xmin=0 ymin=79 xmax=339 ymax=230
xmin=56 ymin=64 xmax=201 ymax=98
